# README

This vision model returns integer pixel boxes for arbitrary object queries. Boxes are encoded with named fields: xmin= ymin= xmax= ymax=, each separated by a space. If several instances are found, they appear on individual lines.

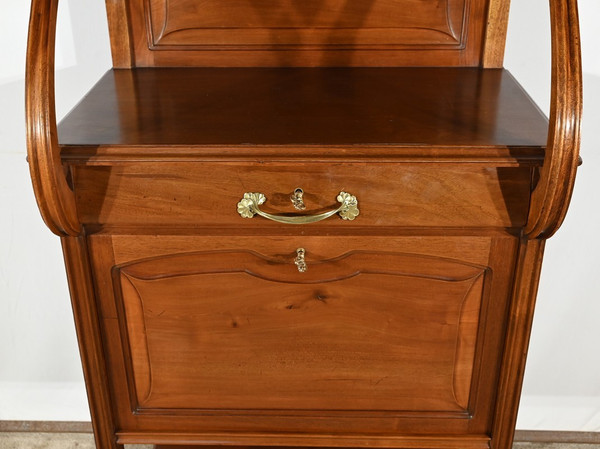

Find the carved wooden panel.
xmin=146 ymin=0 xmax=469 ymax=49
xmin=114 ymin=250 xmax=488 ymax=414
xmin=124 ymin=0 xmax=491 ymax=65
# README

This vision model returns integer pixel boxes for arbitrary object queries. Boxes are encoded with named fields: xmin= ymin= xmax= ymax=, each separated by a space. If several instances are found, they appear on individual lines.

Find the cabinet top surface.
xmin=58 ymin=67 xmax=548 ymax=149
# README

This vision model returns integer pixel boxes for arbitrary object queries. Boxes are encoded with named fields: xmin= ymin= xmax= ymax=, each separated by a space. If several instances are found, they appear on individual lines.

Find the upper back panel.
xmin=106 ymin=0 xmax=509 ymax=67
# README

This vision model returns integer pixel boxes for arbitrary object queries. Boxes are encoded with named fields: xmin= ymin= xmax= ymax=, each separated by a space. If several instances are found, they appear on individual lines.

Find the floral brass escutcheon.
xmin=237 ymin=192 xmax=266 ymax=218
xmin=337 ymin=191 xmax=359 ymax=220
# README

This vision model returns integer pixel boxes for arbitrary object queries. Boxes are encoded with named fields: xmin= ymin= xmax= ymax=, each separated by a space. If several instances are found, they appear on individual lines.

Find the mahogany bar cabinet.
xmin=25 ymin=0 xmax=582 ymax=448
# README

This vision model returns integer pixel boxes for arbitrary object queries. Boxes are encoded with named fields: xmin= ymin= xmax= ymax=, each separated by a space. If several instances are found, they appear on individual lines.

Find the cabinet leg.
xmin=491 ymin=237 xmax=545 ymax=449
xmin=61 ymin=236 xmax=121 ymax=449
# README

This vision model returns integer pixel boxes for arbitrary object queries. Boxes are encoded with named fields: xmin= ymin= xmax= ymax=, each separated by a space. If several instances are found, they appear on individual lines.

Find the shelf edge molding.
xmin=525 ymin=0 xmax=583 ymax=240
xmin=26 ymin=0 xmax=81 ymax=236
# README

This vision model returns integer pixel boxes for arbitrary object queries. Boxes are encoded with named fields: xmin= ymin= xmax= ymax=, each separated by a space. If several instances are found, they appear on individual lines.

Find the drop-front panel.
xmin=88 ymin=233 xmax=517 ymax=441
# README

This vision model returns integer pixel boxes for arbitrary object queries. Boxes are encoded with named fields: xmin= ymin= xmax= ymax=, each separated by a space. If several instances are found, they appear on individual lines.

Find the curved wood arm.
xmin=525 ymin=0 xmax=583 ymax=239
xmin=26 ymin=0 xmax=80 ymax=236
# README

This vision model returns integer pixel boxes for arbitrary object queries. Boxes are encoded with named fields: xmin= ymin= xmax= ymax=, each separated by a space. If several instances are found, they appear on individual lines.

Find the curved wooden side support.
xmin=26 ymin=0 xmax=81 ymax=236
xmin=525 ymin=0 xmax=583 ymax=239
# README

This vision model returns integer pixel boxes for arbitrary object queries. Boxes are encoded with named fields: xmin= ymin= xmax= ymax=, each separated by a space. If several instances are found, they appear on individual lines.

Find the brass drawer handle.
xmin=237 ymin=191 xmax=359 ymax=224
xmin=294 ymin=248 xmax=307 ymax=272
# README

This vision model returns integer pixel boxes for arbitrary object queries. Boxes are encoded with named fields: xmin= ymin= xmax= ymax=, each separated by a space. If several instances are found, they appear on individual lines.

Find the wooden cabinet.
xmin=25 ymin=0 xmax=582 ymax=448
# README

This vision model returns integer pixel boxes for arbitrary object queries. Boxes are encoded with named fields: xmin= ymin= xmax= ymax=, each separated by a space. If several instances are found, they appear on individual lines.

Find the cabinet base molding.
xmin=2 ymin=422 xmax=598 ymax=445
xmin=116 ymin=432 xmax=491 ymax=449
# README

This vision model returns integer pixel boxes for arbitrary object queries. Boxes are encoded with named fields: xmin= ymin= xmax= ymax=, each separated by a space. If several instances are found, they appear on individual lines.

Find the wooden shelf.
xmin=58 ymin=67 xmax=548 ymax=150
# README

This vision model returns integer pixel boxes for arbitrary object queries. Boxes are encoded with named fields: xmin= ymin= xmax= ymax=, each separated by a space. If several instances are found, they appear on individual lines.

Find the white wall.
xmin=0 ymin=0 xmax=598 ymax=430
xmin=505 ymin=0 xmax=600 ymax=430
xmin=0 ymin=0 xmax=111 ymax=421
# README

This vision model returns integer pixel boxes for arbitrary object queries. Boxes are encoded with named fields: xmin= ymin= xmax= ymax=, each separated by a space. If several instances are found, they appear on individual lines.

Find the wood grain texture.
xmin=105 ymin=0 xmax=134 ymax=68
xmin=118 ymin=433 xmax=491 ymax=448
xmin=57 ymin=68 xmax=549 ymax=148
xmin=61 ymin=145 xmax=545 ymax=166
xmin=482 ymin=0 xmax=511 ymax=68
xmin=150 ymin=433 xmax=600 ymax=448
xmin=118 ymin=432 xmax=490 ymax=449
xmin=26 ymin=0 xmax=80 ymax=236
xmin=88 ymin=233 xmax=518 ymax=439
xmin=125 ymin=0 xmax=488 ymax=66
xmin=116 ymin=250 xmax=486 ymax=412
xmin=490 ymin=238 xmax=545 ymax=449
xmin=61 ymin=236 xmax=121 ymax=449
xmin=147 ymin=0 xmax=468 ymax=47
xmin=26 ymin=0 xmax=582 ymax=448
xmin=525 ymin=0 xmax=582 ymax=239
xmin=71 ymin=163 xmax=532 ymax=229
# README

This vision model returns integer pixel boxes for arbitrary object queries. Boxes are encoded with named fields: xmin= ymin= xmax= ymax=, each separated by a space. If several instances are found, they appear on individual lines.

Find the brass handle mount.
xmin=237 ymin=191 xmax=359 ymax=225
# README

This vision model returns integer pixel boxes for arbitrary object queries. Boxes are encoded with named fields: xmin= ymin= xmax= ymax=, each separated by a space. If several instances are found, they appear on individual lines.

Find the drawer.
xmin=72 ymin=162 xmax=532 ymax=229
xmin=89 ymin=233 xmax=518 ymax=439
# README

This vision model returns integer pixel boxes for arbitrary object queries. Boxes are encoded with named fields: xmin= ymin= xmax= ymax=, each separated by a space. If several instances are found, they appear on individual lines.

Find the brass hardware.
xmin=237 ymin=191 xmax=359 ymax=224
xmin=290 ymin=188 xmax=306 ymax=210
xmin=294 ymin=248 xmax=307 ymax=272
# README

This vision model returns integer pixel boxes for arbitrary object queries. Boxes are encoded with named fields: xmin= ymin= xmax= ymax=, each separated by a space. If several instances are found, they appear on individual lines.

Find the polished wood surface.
xmin=105 ymin=0 xmax=133 ymax=68
xmin=146 ymin=0 xmax=470 ymax=46
xmin=61 ymin=237 xmax=121 ymax=449
xmin=71 ymin=163 xmax=532 ymax=229
xmin=124 ymin=435 xmax=491 ymax=448
xmin=117 ymin=249 xmax=484 ymax=412
xmin=150 ymin=431 xmax=600 ymax=447
xmin=491 ymin=238 xmax=545 ymax=449
xmin=525 ymin=0 xmax=582 ymax=238
xmin=26 ymin=0 xmax=79 ymax=236
xmin=58 ymin=67 xmax=548 ymax=148
xmin=25 ymin=0 xmax=582 ymax=449
xmin=122 ymin=0 xmax=489 ymax=67
xmin=482 ymin=0 xmax=512 ymax=68
xmin=90 ymin=234 xmax=517 ymax=439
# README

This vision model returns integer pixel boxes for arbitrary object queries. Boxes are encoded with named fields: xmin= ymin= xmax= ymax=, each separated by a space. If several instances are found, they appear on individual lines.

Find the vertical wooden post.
xmin=62 ymin=236 xmax=122 ymax=449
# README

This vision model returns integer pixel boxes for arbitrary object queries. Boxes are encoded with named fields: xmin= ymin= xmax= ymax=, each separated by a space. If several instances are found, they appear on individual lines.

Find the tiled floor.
xmin=0 ymin=432 xmax=152 ymax=449
xmin=0 ymin=435 xmax=598 ymax=449
xmin=0 ymin=432 xmax=96 ymax=449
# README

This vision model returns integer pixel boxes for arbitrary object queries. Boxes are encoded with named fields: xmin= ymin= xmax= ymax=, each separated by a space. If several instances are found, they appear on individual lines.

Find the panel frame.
xmin=103 ymin=0 xmax=503 ymax=66
xmin=87 ymin=233 xmax=519 ymax=440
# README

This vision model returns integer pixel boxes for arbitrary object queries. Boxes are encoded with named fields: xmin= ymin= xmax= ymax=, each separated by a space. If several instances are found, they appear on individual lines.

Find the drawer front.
xmin=89 ymin=234 xmax=518 ymax=439
xmin=73 ymin=163 xmax=531 ymax=229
